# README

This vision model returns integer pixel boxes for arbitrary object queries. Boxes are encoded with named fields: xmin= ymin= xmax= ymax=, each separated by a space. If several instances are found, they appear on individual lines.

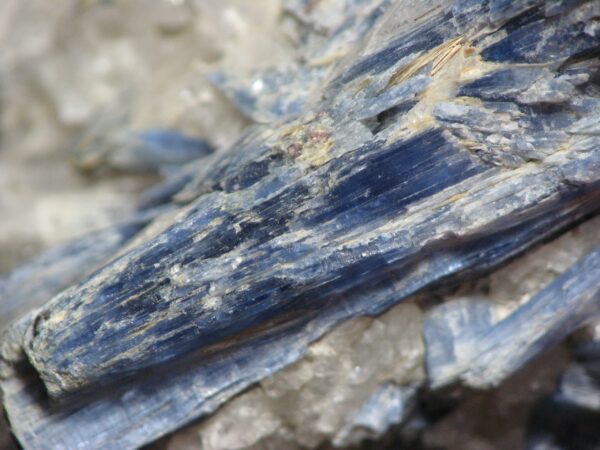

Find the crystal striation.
xmin=1 ymin=0 xmax=600 ymax=449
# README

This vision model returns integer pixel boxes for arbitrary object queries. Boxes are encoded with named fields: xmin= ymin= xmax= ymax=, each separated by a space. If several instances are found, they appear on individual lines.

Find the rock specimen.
xmin=1 ymin=0 xmax=600 ymax=449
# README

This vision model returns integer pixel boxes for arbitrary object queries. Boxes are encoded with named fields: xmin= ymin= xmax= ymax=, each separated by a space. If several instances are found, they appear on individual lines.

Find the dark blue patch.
xmin=482 ymin=11 xmax=600 ymax=64
xmin=334 ymin=12 xmax=454 ymax=85
xmin=205 ymin=143 xmax=276 ymax=193
xmin=458 ymin=67 xmax=544 ymax=101
xmin=220 ymin=153 xmax=284 ymax=192
xmin=302 ymin=129 xmax=485 ymax=228
xmin=493 ymin=3 xmax=544 ymax=32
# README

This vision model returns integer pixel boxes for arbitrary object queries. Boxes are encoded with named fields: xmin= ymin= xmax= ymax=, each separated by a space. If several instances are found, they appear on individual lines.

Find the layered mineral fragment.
xmin=1 ymin=0 xmax=600 ymax=449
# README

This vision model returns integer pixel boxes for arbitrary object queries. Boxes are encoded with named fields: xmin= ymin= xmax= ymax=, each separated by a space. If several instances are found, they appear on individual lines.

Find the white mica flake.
xmin=202 ymin=282 xmax=222 ymax=310
xmin=251 ymin=79 xmax=264 ymax=93
xmin=203 ymin=295 xmax=222 ymax=311
xmin=169 ymin=264 xmax=190 ymax=285
xmin=231 ymin=256 xmax=243 ymax=269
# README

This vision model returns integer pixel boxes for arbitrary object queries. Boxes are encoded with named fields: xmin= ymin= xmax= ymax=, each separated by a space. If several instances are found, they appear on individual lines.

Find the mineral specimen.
xmin=1 ymin=0 xmax=600 ymax=449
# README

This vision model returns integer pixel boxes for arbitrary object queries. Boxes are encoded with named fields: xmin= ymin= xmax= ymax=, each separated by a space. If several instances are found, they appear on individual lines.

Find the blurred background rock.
xmin=0 ymin=0 xmax=292 ymax=273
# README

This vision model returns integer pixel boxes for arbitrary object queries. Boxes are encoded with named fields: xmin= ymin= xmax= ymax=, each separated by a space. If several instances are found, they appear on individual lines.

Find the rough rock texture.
xmin=1 ymin=1 xmax=600 ymax=450
xmin=425 ymin=234 xmax=600 ymax=389
xmin=475 ymin=215 xmax=600 ymax=318
xmin=168 ymin=302 xmax=423 ymax=450
xmin=163 ymin=210 xmax=600 ymax=450
xmin=421 ymin=347 xmax=571 ymax=450
xmin=18 ymin=0 xmax=600 ymax=402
